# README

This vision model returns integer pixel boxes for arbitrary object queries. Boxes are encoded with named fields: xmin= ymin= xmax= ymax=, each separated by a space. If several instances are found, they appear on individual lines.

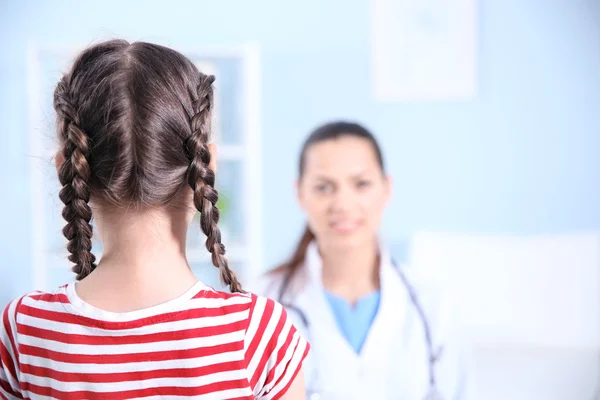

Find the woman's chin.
xmin=324 ymin=231 xmax=374 ymax=250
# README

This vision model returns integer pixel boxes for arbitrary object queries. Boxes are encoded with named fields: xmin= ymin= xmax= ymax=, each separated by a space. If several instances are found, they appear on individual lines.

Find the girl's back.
xmin=0 ymin=40 xmax=307 ymax=399
xmin=3 ymin=284 xmax=304 ymax=398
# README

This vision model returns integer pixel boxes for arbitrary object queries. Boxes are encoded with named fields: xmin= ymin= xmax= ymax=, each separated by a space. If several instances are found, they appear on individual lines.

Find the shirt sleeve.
xmin=1 ymin=298 xmax=23 ymax=400
xmin=244 ymin=294 xmax=309 ymax=400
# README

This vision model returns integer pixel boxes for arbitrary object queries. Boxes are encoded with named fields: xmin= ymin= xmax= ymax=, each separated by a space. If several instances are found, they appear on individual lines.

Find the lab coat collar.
xmin=298 ymin=240 xmax=412 ymax=379
xmin=301 ymin=239 xmax=407 ymax=325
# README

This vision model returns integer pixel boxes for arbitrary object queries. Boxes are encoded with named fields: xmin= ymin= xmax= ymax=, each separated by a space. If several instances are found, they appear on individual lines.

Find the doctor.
xmin=257 ymin=121 xmax=467 ymax=399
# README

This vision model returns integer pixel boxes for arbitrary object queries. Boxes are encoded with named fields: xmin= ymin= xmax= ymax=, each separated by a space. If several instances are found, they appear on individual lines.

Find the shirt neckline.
xmin=65 ymin=280 xmax=209 ymax=322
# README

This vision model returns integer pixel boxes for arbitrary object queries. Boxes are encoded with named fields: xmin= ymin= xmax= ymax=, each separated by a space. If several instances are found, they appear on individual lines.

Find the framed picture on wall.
xmin=371 ymin=0 xmax=478 ymax=101
xmin=27 ymin=42 xmax=263 ymax=292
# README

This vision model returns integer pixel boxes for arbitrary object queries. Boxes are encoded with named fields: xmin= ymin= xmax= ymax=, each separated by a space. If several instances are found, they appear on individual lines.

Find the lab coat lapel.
xmin=295 ymin=242 xmax=357 ymax=355
xmin=359 ymin=252 xmax=429 ymax=397
xmin=360 ymin=253 xmax=408 ymax=356
xmin=293 ymin=243 xmax=362 ymax=396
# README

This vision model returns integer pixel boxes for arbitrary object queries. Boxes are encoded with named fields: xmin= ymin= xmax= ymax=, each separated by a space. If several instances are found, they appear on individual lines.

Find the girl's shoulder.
xmin=1 ymin=289 xmax=53 ymax=348
xmin=189 ymin=285 xmax=290 ymax=328
xmin=2 ymin=288 xmax=63 ymax=322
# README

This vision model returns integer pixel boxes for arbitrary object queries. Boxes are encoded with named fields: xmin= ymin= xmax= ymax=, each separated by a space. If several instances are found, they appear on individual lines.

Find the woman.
xmin=257 ymin=121 xmax=467 ymax=399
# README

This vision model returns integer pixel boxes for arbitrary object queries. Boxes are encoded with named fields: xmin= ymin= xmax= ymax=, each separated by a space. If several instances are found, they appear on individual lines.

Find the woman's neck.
xmin=320 ymin=238 xmax=380 ymax=304
xmin=75 ymin=207 xmax=198 ymax=312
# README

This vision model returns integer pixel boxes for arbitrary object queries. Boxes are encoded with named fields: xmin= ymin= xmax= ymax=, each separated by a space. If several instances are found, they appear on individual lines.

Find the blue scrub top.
xmin=324 ymin=290 xmax=381 ymax=354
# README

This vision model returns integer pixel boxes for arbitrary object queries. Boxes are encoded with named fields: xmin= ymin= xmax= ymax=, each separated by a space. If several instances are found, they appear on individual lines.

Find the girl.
xmin=256 ymin=122 xmax=467 ymax=399
xmin=0 ymin=40 xmax=308 ymax=399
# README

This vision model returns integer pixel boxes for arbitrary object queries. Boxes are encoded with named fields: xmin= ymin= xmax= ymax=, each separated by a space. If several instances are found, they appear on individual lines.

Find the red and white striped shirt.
xmin=0 ymin=282 xmax=309 ymax=399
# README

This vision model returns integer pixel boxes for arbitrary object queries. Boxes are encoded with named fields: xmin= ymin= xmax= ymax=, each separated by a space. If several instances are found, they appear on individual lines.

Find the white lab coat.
xmin=254 ymin=242 xmax=468 ymax=400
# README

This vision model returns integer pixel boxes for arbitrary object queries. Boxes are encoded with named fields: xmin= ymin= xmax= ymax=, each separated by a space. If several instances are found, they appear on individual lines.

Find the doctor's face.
xmin=297 ymin=136 xmax=391 ymax=250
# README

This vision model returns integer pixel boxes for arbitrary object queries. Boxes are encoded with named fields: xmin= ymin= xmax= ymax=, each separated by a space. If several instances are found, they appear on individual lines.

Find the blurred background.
xmin=1 ymin=0 xmax=599 ymax=398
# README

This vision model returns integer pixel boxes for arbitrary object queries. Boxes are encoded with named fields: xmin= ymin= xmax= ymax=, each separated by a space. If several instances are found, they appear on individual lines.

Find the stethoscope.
xmin=277 ymin=260 xmax=445 ymax=400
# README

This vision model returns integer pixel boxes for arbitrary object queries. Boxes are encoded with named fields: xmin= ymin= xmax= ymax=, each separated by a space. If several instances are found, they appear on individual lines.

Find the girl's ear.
xmin=208 ymin=143 xmax=217 ymax=175
xmin=55 ymin=150 xmax=65 ymax=173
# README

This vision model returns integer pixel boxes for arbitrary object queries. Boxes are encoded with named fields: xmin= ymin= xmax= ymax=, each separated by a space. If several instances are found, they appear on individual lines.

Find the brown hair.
xmin=272 ymin=121 xmax=385 ymax=278
xmin=54 ymin=39 xmax=242 ymax=292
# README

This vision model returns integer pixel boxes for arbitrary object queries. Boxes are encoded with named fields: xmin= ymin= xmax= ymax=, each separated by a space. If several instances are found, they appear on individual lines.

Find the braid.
xmin=186 ymin=75 xmax=244 ymax=293
xmin=54 ymin=77 xmax=97 ymax=280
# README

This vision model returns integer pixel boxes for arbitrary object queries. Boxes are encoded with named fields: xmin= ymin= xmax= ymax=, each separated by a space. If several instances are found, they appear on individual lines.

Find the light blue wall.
xmin=1 ymin=0 xmax=599 ymax=304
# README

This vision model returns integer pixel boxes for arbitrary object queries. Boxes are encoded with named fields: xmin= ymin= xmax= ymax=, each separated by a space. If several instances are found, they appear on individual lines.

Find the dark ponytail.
xmin=271 ymin=121 xmax=384 ymax=279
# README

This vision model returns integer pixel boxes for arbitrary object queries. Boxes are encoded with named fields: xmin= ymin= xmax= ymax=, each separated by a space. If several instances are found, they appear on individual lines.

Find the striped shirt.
xmin=0 ymin=282 xmax=309 ymax=399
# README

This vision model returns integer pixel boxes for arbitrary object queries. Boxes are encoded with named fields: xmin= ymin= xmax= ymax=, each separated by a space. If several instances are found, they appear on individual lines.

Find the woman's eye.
xmin=315 ymin=183 xmax=332 ymax=193
xmin=356 ymin=180 xmax=371 ymax=189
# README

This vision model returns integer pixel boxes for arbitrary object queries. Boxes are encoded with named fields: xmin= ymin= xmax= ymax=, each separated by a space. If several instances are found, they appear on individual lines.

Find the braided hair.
xmin=185 ymin=75 xmax=243 ymax=292
xmin=54 ymin=77 xmax=96 ymax=280
xmin=52 ymin=40 xmax=243 ymax=292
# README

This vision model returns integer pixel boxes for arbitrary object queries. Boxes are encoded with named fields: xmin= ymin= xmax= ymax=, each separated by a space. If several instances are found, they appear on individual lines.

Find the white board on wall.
xmin=371 ymin=0 xmax=478 ymax=102
xmin=408 ymin=231 xmax=600 ymax=349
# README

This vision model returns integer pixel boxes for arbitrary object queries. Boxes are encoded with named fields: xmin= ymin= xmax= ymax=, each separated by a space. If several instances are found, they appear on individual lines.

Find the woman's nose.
xmin=329 ymin=186 xmax=355 ymax=212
